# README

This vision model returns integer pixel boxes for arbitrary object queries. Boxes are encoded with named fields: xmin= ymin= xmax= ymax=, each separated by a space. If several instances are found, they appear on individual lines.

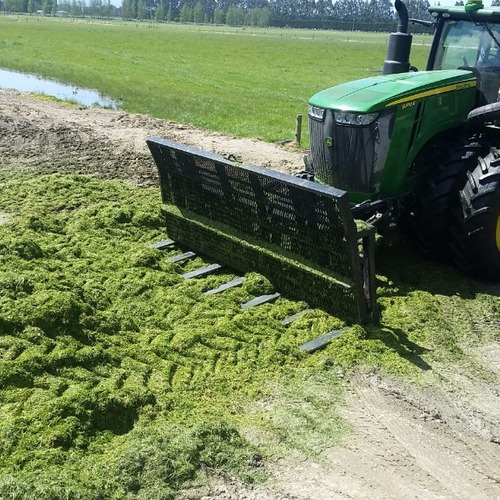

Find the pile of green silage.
xmin=0 ymin=172 xmax=498 ymax=499
xmin=0 ymin=172 xmax=346 ymax=499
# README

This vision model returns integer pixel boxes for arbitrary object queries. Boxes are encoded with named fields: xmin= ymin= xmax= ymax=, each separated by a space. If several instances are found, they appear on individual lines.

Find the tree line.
xmin=122 ymin=0 xmax=433 ymax=29
xmin=0 ymin=0 xmax=118 ymax=17
xmin=1 ymin=0 xmax=434 ymax=32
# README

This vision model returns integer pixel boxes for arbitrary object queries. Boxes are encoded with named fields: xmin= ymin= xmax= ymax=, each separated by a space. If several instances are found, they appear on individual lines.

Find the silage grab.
xmin=147 ymin=137 xmax=377 ymax=324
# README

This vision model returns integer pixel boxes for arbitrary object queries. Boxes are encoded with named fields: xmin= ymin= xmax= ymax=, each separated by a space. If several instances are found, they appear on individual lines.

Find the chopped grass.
xmin=0 ymin=170 xmax=498 ymax=497
xmin=0 ymin=172 xmax=345 ymax=496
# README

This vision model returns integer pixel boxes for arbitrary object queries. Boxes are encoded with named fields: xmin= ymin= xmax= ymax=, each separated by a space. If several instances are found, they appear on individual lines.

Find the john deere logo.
xmin=325 ymin=137 xmax=333 ymax=147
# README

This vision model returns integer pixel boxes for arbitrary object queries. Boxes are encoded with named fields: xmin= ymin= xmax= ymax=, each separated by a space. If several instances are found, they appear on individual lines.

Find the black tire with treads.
xmin=450 ymin=150 xmax=500 ymax=280
xmin=408 ymin=137 xmax=486 ymax=260
xmin=467 ymin=102 xmax=500 ymax=126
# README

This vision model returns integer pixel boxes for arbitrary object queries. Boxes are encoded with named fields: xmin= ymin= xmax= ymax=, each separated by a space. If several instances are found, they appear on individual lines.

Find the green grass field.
xmin=0 ymin=15 xmax=430 ymax=142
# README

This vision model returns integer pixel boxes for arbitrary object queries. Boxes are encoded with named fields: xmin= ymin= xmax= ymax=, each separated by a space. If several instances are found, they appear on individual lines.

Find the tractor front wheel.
xmin=408 ymin=137 xmax=484 ymax=260
xmin=451 ymin=149 xmax=500 ymax=280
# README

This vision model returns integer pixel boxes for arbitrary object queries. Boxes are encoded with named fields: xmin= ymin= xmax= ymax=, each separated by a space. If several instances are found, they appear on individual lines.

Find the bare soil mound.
xmin=0 ymin=90 xmax=304 ymax=186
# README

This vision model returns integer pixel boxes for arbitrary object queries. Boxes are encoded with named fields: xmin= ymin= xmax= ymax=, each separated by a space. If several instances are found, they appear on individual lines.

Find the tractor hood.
xmin=308 ymin=70 xmax=477 ymax=113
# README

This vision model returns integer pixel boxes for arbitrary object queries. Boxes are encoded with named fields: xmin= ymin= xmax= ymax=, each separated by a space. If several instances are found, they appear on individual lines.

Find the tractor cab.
xmin=428 ymin=4 xmax=500 ymax=104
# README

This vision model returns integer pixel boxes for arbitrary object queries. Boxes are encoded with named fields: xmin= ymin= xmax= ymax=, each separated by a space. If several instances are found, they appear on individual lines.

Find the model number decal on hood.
xmin=387 ymin=80 xmax=476 ymax=107
xmin=402 ymin=100 xmax=416 ymax=109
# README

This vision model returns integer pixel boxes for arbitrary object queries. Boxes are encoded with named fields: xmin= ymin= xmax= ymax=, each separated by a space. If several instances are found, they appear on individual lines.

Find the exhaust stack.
xmin=383 ymin=0 xmax=413 ymax=75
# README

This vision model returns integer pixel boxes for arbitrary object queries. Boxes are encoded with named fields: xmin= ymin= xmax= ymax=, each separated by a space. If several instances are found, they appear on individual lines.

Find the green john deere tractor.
xmin=148 ymin=0 xmax=500 ymax=323
xmin=307 ymin=0 xmax=500 ymax=280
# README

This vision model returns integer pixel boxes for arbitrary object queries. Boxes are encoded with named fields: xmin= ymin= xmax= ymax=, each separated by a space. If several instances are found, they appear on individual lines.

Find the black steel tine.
xmin=149 ymin=239 xmax=175 ymax=249
xmin=167 ymin=251 xmax=197 ymax=263
xmin=241 ymin=292 xmax=281 ymax=309
xmin=299 ymin=326 xmax=350 ymax=353
xmin=182 ymin=263 xmax=222 ymax=279
xmin=280 ymin=308 xmax=312 ymax=325
xmin=204 ymin=277 xmax=245 ymax=295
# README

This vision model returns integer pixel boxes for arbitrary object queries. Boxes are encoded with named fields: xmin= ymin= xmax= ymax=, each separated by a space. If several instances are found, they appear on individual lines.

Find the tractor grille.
xmin=309 ymin=109 xmax=394 ymax=193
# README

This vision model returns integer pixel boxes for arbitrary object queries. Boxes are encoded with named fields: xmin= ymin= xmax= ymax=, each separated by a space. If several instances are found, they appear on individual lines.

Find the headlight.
xmin=334 ymin=111 xmax=379 ymax=126
xmin=308 ymin=105 xmax=326 ymax=121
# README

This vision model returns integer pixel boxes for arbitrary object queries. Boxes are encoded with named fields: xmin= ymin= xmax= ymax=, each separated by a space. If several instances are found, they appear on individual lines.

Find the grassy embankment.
xmin=0 ymin=16 xmax=429 ymax=143
xmin=0 ymin=18 xmax=499 ymax=499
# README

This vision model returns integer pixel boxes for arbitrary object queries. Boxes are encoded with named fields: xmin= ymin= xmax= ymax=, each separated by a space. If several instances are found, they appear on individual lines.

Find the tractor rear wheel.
xmin=451 ymin=149 xmax=500 ymax=280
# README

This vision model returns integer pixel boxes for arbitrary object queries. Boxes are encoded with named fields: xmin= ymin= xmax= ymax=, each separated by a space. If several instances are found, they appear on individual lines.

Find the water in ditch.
xmin=0 ymin=67 xmax=120 ymax=109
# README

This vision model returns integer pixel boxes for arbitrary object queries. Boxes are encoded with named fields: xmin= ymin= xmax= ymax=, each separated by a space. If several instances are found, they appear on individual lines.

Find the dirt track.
xmin=1 ymin=90 xmax=499 ymax=500
xmin=0 ymin=89 xmax=304 ymax=186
